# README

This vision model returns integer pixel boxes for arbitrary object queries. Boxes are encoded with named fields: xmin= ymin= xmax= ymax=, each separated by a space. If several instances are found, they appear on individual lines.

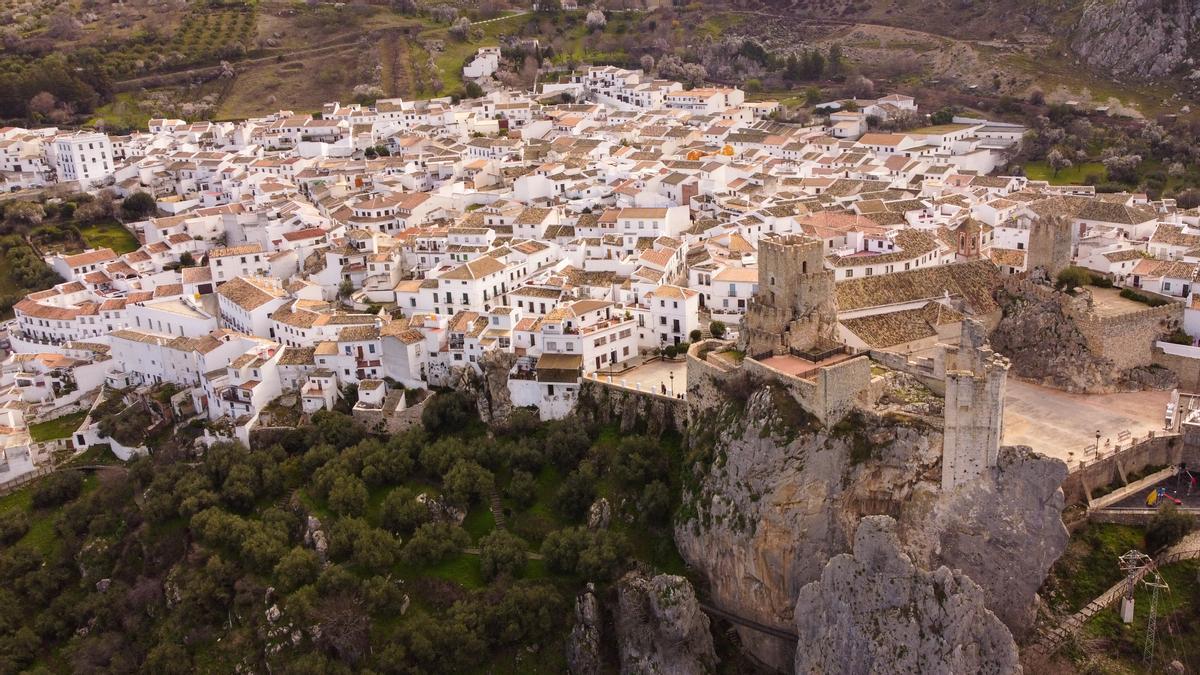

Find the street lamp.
xmin=1095 ymin=429 xmax=1101 ymax=454
xmin=669 ymin=371 xmax=675 ymax=397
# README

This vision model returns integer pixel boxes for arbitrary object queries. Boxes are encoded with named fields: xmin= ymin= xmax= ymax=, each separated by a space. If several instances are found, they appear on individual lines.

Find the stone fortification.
xmin=740 ymin=234 xmax=837 ymax=358
xmin=991 ymin=277 xmax=1180 ymax=393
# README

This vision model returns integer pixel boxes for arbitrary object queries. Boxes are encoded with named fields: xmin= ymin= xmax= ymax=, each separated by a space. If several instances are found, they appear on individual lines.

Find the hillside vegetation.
xmin=0 ymin=394 xmax=733 ymax=673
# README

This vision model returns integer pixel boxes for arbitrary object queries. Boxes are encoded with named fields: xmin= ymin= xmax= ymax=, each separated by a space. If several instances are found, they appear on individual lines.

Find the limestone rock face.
xmin=793 ymin=516 xmax=1022 ymax=675
xmin=902 ymin=446 xmax=1069 ymax=638
xmin=675 ymin=389 xmax=939 ymax=669
xmin=566 ymin=584 xmax=602 ymax=675
xmin=1071 ymin=0 xmax=1199 ymax=80
xmin=574 ymin=380 xmax=686 ymax=437
xmin=676 ymin=387 xmax=1067 ymax=670
xmin=614 ymin=571 xmax=716 ymax=675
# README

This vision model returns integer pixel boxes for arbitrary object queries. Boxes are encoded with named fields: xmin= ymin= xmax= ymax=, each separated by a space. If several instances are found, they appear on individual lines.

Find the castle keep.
xmin=741 ymin=234 xmax=838 ymax=358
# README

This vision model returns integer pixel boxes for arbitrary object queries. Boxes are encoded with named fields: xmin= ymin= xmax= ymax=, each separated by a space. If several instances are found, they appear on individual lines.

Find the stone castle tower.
xmin=741 ymin=234 xmax=838 ymax=357
xmin=1026 ymin=213 xmax=1073 ymax=278
xmin=941 ymin=319 xmax=1010 ymax=491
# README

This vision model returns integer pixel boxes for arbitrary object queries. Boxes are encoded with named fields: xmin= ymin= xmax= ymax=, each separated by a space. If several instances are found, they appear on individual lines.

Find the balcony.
xmin=579 ymin=317 xmax=633 ymax=336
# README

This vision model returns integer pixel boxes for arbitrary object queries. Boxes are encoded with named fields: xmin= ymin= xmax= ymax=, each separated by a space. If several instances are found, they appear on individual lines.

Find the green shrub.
xmin=1162 ymin=328 xmax=1193 ymax=346
xmin=1055 ymin=266 xmax=1090 ymax=291
xmin=1145 ymin=504 xmax=1195 ymax=552
xmin=1120 ymin=288 xmax=1169 ymax=307
xmin=31 ymin=471 xmax=84 ymax=508
xmin=0 ymin=510 xmax=30 ymax=545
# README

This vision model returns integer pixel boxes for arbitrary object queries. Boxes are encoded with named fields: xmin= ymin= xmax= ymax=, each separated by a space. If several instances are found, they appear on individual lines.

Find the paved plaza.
xmin=1002 ymin=379 xmax=1171 ymax=462
xmin=597 ymin=358 xmax=687 ymax=397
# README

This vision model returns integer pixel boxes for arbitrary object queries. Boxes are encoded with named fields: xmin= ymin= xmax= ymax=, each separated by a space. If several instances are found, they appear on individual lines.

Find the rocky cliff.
xmin=1071 ymin=0 xmax=1200 ymax=81
xmin=675 ymin=385 xmax=1066 ymax=670
xmin=794 ymin=516 xmax=1022 ymax=675
xmin=574 ymin=379 xmax=687 ymax=437
xmin=566 ymin=584 xmax=603 ymax=675
xmin=899 ymin=445 xmax=1068 ymax=638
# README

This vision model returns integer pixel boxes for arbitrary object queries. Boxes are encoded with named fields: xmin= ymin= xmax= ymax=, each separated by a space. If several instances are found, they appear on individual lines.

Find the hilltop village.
xmin=1 ymin=63 xmax=1197 ymax=481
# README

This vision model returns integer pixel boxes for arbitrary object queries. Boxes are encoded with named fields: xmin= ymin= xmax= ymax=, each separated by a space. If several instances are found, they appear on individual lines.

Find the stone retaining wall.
xmin=1060 ymin=434 xmax=1192 ymax=505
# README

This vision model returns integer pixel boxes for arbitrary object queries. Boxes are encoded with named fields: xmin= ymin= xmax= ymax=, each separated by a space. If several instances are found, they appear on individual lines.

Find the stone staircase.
xmin=488 ymin=482 xmax=506 ymax=529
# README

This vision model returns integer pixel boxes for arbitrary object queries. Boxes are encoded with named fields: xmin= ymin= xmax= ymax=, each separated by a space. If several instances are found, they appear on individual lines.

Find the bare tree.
xmin=47 ymin=13 xmax=82 ymax=39
xmin=449 ymin=16 xmax=471 ymax=40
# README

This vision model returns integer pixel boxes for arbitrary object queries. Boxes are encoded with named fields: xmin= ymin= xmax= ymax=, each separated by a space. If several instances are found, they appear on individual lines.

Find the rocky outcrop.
xmin=303 ymin=515 xmax=328 ymax=563
xmin=566 ymin=584 xmax=603 ymax=675
xmin=416 ymin=492 xmax=466 ymax=526
xmin=614 ymin=571 xmax=716 ymax=675
xmin=460 ymin=350 xmax=519 ymax=425
xmin=676 ymin=386 xmax=1067 ymax=670
xmin=794 ymin=516 xmax=1022 ymax=675
xmin=990 ymin=280 xmax=1179 ymax=393
xmin=574 ymin=379 xmax=687 ymax=437
xmin=587 ymin=497 xmax=611 ymax=530
xmin=1071 ymin=0 xmax=1199 ymax=80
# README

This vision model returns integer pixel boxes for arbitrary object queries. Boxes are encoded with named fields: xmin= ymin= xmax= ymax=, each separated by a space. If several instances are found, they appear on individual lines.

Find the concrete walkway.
xmin=1003 ymin=380 xmax=1170 ymax=463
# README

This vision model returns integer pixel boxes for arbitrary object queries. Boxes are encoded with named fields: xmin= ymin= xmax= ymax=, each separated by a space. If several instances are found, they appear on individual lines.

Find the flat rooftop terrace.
xmin=755 ymin=352 xmax=854 ymax=380
xmin=1089 ymin=286 xmax=1162 ymax=319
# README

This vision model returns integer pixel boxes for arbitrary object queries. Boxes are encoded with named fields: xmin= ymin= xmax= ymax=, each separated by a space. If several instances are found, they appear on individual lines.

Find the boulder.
xmin=416 ymin=492 xmax=466 ymax=526
xmin=587 ymin=498 xmax=611 ymax=530
xmin=303 ymin=515 xmax=329 ymax=562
